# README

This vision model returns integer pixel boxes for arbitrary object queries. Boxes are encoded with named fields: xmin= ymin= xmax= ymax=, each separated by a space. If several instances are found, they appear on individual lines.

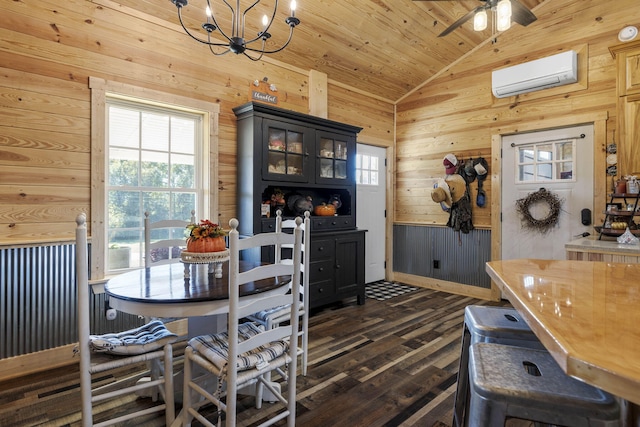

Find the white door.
xmin=356 ymin=144 xmax=386 ymax=283
xmin=501 ymin=124 xmax=594 ymax=261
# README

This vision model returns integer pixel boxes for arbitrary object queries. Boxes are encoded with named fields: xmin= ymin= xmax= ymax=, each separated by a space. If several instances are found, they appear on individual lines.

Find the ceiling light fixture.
xmin=170 ymin=0 xmax=300 ymax=61
xmin=472 ymin=0 xmax=512 ymax=34
xmin=496 ymin=0 xmax=512 ymax=32
xmin=474 ymin=9 xmax=488 ymax=31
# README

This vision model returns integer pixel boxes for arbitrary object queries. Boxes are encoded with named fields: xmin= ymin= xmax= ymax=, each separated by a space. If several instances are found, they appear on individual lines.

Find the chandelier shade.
xmin=170 ymin=0 xmax=300 ymax=61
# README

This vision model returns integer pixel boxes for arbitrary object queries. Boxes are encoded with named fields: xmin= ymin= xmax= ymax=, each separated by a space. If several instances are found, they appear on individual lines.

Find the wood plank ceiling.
xmin=118 ymin=0 xmax=545 ymax=103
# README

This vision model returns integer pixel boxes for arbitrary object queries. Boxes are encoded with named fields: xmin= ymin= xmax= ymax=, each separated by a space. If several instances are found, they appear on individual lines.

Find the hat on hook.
xmin=443 ymin=153 xmax=458 ymax=174
xmin=431 ymin=178 xmax=452 ymax=211
xmin=445 ymin=174 xmax=467 ymax=203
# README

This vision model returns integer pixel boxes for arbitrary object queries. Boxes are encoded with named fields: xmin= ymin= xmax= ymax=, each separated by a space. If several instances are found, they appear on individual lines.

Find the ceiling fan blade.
xmin=438 ymin=5 xmax=485 ymax=37
xmin=510 ymin=0 xmax=537 ymax=26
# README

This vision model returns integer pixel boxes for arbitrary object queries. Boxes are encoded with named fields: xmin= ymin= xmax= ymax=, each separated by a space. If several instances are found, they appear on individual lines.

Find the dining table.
xmin=485 ymin=258 xmax=640 ymax=423
xmin=105 ymin=260 xmax=290 ymax=319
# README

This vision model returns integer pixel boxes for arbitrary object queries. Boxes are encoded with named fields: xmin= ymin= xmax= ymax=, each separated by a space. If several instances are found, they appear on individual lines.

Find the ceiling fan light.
xmin=474 ymin=9 xmax=488 ymax=32
xmin=497 ymin=0 xmax=512 ymax=19
xmin=497 ymin=15 xmax=511 ymax=32
xmin=496 ymin=0 xmax=512 ymax=31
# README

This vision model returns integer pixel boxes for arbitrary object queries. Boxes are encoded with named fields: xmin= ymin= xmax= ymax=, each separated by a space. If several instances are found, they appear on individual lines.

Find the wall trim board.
xmin=393 ymin=272 xmax=498 ymax=301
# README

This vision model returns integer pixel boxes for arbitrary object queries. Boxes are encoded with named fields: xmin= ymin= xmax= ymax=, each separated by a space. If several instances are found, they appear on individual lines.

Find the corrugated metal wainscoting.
xmin=0 ymin=243 xmax=143 ymax=359
xmin=393 ymin=225 xmax=491 ymax=289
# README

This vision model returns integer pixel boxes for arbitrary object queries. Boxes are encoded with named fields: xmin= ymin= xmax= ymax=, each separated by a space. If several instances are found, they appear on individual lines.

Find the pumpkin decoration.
xmin=185 ymin=219 xmax=228 ymax=252
xmin=314 ymin=203 xmax=336 ymax=216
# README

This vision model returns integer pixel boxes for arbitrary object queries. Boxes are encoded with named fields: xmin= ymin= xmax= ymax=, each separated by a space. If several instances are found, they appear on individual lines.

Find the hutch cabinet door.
xmin=315 ymin=130 xmax=356 ymax=185
xmin=262 ymin=119 xmax=312 ymax=183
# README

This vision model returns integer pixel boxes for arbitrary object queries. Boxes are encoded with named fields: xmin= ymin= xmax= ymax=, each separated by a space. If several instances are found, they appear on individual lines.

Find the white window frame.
xmin=90 ymin=77 xmax=220 ymax=279
xmin=355 ymin=153 xmax=380 ymax=186
xmin=515 ymin=138 xmax=577 ymax=184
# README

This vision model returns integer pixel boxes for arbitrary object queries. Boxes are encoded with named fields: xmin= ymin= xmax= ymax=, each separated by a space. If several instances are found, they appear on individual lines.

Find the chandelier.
xmin=170 ymin=0 xmax=300 ymax=61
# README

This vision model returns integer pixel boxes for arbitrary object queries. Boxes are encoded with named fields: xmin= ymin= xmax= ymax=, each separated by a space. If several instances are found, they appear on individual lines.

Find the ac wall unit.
xmin=492 ymin=50 xmax=578 ymax=98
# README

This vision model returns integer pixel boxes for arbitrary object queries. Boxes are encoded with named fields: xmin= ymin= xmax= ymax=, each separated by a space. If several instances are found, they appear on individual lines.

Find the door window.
xmin=516 ymin=139 xmax=575 ymax=182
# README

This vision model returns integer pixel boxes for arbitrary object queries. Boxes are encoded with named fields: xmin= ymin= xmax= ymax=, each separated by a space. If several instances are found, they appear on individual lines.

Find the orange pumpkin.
xmin=187 ymin=236 xmax=226 ymax=252
xmin=314 ymin=203 xmax=336 ymax=216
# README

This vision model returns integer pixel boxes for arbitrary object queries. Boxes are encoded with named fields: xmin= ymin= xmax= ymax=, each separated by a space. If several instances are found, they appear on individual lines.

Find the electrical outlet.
xmin=433 ymin=260 xmax=440 ymax=269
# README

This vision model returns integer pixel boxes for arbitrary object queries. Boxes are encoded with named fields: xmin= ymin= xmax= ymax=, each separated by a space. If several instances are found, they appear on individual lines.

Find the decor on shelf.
xmin=186 ymin=219 xmax=227 ymax=252
xmin=170 ymin=0 xmax=300 ymax=61
xmin=314 ymin=203 xmax=336 ymax=216
xmin=515 ymin=188 xmax=563 ymax=234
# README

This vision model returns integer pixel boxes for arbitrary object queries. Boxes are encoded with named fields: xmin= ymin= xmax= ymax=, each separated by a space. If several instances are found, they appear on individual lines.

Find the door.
xmin=501 ymin=124 xmax=594 ymax=261
xmin=356 ymin=144 xmax=386 ymax=283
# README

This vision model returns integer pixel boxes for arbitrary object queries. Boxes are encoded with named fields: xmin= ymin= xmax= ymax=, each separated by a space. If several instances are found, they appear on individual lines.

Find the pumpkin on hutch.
xmin=186 ymin=219 xmax=227 ymax=252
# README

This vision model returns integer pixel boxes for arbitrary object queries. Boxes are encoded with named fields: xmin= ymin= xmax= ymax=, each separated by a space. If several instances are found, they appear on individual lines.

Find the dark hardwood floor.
xmin=0 ymin=285 xmax=510 ymax=427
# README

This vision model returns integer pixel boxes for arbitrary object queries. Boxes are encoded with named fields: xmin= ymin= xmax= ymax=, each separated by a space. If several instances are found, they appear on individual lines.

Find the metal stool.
xmin=468 ymin=343 xmax=621 ymax=427
xmin=453 ymin=305 xmax=545 ymax=427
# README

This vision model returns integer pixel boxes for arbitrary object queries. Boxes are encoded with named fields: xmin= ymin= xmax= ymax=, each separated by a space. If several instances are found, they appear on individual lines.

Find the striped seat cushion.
xmin=89 ymin=320 xmax=178 ymax=355
xmin=250 ymin=304 xmax=291 ymax=322
xmin=189 ymin=322 xmax=288 ymax=372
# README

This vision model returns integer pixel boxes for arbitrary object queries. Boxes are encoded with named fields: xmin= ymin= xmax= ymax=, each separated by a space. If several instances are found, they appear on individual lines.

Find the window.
xmin=516 ymin=139 xmax=575 ymax=183
xmin=106 ymin=100 xmax=203 ymax=270
xmin=90 ymin=78 xmax=219 ymax=278
xmin=356 ymin=153 xmax=379 ymax=185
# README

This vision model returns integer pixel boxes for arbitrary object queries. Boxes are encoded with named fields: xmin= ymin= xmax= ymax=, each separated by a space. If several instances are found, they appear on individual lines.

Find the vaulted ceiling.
xmin=124 ymin=0 xmax=546 ymax=102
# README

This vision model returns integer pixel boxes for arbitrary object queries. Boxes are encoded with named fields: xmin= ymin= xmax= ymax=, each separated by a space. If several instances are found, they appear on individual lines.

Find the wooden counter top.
xmin=486 ymin=259 xmax=640 ymax=405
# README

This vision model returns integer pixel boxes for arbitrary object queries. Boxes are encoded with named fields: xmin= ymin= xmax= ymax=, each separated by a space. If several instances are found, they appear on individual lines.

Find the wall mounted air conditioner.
xmin=492 ymin=50 xmax=578 ymax=98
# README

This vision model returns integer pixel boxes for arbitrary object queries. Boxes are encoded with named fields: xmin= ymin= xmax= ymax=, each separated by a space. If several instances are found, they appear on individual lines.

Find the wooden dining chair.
xmin=247 ymin=209 xmax=311 ymax=376
xmin=182 ymin=217 xmax=303 ymax=427
xmin=75 ymin=214 xmax=177 ymax=427
xmin=144 ymin=210 xmax=195 ymax=268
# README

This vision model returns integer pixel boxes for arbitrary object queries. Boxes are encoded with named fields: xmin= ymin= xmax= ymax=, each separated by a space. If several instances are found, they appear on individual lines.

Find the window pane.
xmin=370 ymin=171 xmax=378 ymax=185
xmin=171 ymin=117 xmax=196 ymax=155
xmin=371 ymin=156 xmax=378 ymax=171
xmin=141 ymin=112 xmax=169 ymax=151
xmin=519 ymin=148 xmax=534 ymax=163
xmin=142 ymin=192 xmax=171 ymax=219
xmin=537 ymin=163 xmax=552 ymax=181
xmin=362 ymin=154 xmax=370 ymax=169
xmin=356 ymin=154 xmax=362 ymax=169
xmin=141 ymin=151 xmax=169 ymax=187
xmin=109 ymin=149 xmax=139 ymax=186
xmin=172 ymin=193 xmax=197 ymax=220
xmin=537 ymin=145 xmax=553 ymax=161
xmin=362 ymin=170 xmax=370 ymax=184
xmin=171 ymin=153 xmax=195 ymax=188
xmin=520 ymin=164 xmax=534 ymax=181
xmin=108 ymin=190 xmax=141 ymax=228
xmin=109 ymin=106 xmax=139 ymax=148
xmin=558 ymin=162 xmax=573 ymax=180
xmin=556 ymin=141 xmax=572 ymax=161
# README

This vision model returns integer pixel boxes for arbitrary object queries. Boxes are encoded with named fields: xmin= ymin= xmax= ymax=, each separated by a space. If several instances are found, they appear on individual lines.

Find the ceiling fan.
xmin=414 ymin=0 xmax=537 ymax=37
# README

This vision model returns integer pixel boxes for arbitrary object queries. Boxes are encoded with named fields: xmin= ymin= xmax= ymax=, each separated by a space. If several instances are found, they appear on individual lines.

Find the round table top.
xmin=105 ymin=261 xmax=290 ymax=305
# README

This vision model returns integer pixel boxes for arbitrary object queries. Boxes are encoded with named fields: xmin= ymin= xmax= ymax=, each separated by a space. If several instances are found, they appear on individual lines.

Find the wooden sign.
xmin=249 ymin=78 xmax=279 ymax=105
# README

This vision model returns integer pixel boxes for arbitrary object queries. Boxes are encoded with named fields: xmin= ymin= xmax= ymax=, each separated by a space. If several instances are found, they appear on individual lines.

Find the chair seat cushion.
xmin=250 ymin=304 xmax=292 ymax=323
xmin=89 ymin=320 xmax=178 ymax=355
xmin=189 ymin=322 xmax=288 ymax=372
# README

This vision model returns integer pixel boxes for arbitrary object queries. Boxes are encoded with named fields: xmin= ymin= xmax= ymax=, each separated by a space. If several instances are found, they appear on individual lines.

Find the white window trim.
xmin=90 ymin=77 xmax=220 ymax=280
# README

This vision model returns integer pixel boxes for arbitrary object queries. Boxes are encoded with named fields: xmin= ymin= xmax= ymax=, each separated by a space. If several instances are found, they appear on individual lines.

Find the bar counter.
xmin=485 ymin=259 xmax=640 ymax=406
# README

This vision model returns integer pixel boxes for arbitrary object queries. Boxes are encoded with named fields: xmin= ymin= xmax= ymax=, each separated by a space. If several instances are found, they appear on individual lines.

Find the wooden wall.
xmin=395 ymin=0 xmax=636 ymax=234
xmin=0 ymin=0 xmax=394 ymax=245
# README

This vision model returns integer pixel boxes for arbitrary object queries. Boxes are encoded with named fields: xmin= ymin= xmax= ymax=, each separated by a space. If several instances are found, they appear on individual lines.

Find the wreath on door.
xmin=515 ymin=188 xmax=563 ymax=234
